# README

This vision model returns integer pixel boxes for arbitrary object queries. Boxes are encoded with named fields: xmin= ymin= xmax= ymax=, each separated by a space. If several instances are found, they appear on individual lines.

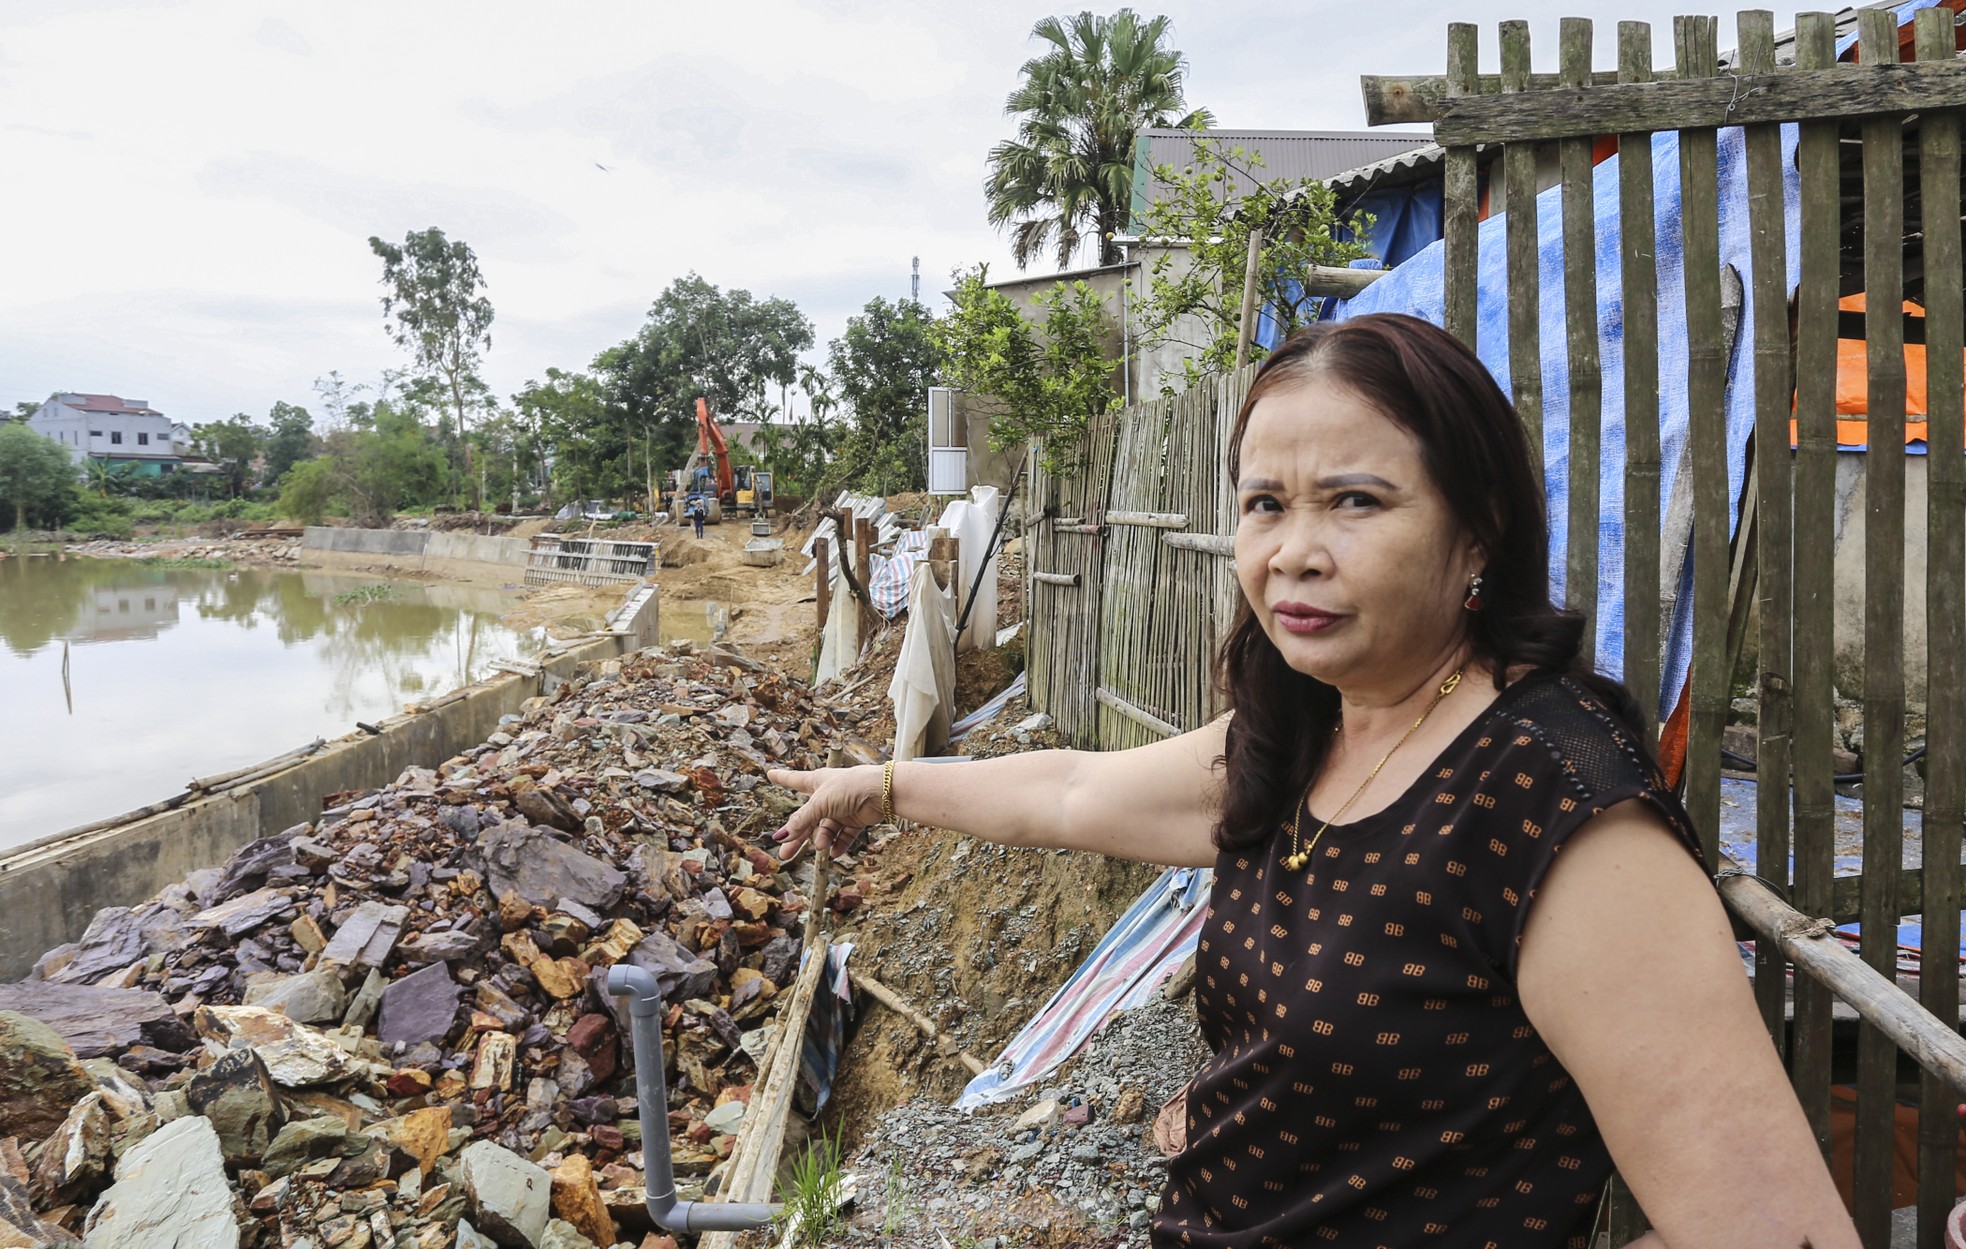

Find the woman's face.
xmin=1233 ymin=373 xmax=1483 ymax=695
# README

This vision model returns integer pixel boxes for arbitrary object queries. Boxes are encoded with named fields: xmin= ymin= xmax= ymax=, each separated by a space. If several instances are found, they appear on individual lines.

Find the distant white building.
xmin=26 ymin=393 xmax=184 ymax=477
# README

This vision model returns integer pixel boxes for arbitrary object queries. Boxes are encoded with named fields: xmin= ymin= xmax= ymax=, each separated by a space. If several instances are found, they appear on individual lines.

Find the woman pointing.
xmin=769 ymin=314 xmax=1855 ymax=1249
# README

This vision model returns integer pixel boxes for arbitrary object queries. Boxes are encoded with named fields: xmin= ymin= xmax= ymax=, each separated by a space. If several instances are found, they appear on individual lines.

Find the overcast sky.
xmin=3 ymin=0 xmax=1741 ymax=428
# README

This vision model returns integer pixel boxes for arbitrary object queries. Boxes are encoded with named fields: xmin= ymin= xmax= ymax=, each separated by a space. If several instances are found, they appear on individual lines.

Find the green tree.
xmin=1133 ymin=138 xmax=1372 ymax=389
xmin=193 ymin=415 xmax=263 ymax=498
xmin=263 ymin=401 xmax=316 ymax=483
xmin=592 ymin=273 xmax=813 ymax=485
xmin=368 ymin=227 xmax=494 ymax=500
xmin=935 ymin=265 xmax=1120 ymax=471
xmin=514 ymin=368 xmax=608 ymax=504
xmin=0 ymin=423 xmax=78 ymax=532
xmin=985 ymin=9 xmax=1210 ymax=270
xmin=825 ymin=298 xmax=945 ymax=494
xmin=277 ymin=457 xmax=334 ymax=525
xmin=321 ymin=402 xmax=448 ymax=528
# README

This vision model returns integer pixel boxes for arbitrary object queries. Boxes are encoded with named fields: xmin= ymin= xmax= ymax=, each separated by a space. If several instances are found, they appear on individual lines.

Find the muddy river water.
xmin=0 ymin=557 xmax=549 ymax=850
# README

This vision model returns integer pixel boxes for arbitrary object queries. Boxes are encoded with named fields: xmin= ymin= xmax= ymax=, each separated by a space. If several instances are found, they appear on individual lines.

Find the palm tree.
xmin=985 ymin=9 xmax=1211 ymax=271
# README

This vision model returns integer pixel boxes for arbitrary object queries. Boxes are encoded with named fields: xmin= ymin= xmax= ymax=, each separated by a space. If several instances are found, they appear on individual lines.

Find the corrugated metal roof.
xmin=1128 ymin=128 xmax=1430 ymax=227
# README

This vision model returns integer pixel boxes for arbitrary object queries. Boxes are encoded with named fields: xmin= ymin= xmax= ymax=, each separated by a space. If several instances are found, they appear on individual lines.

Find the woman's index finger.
xmin=766 ymin=767 xmax=818 ymax=793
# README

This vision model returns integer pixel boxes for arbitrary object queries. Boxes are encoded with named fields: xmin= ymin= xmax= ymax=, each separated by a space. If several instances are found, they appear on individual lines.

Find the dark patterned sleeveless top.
xmin=1154 ymin=673 xmax=1703 ymax=1249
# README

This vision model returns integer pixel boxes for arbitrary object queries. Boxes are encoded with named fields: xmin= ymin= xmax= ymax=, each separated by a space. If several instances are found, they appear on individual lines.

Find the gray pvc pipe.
xmin=606 ymin=964 xmax=783 ymax=1233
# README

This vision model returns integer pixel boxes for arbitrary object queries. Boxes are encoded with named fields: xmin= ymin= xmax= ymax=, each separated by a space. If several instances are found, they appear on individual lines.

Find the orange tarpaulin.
xmin=1789 ymin=294 xmax=1950 ymax=447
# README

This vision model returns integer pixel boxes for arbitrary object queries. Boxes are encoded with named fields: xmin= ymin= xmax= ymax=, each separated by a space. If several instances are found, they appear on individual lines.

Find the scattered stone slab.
xmin=43 ymin=910 xmax=146 ymax=987
xmin=376 ymin=962 xmax=459 ymax=1049
xmin=188 ymin=887 xmax=296 ymax=937
xmin=242 ymin=969 xmax=347 ymax=1025
xmin=459 ymin=1141 xmax=550 ymax=1249
xmin=196 ymin=1007 xmax=364 ymax=1088
xmin=83 ymin=1115 xmax=237 ymax=1249
xmin=0 ymin=1013 xmax=95 ymax=1142
xmin=320 ymin=903 xmax=410 ymax=968
xmin=0 ymin=987 xmax=193 ymax=1060
xmin=479 ymin=823 xmax=625 ymax=913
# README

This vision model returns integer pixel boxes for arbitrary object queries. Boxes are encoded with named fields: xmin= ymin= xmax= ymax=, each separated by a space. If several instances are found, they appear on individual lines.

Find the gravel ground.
xmin=831 ymin=990 xmax=1207 ymax=1248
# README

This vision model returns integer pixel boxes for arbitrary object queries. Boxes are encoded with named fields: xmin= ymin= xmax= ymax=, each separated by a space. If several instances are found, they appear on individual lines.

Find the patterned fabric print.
xmin=1153 ymin=674 xmax=1701 ymax=1249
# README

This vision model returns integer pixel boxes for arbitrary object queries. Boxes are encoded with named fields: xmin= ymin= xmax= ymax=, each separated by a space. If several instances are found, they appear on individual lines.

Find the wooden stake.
xmin=854 ymin=971 xmax=988 ymax=1076
xmin=1233 ymin=226 xmax=1265 ymax=372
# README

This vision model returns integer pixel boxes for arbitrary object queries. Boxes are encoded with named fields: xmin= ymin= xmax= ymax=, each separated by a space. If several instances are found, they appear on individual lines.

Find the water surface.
xmin=0 ymin=557 xmax=546 ymax=849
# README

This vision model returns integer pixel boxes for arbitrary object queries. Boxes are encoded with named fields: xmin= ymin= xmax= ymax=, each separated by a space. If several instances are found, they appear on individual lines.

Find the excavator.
xmin=670 ymin=397 xmax=773 ymax=525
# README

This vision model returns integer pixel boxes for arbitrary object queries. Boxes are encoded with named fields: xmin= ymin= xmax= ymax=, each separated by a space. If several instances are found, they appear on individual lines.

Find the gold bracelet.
xmin=881 ymin=760 xmax=896 ymax=825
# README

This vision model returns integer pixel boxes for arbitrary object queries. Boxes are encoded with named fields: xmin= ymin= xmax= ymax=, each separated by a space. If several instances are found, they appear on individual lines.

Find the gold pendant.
xmin=1283 ymin=852 xmax=1308 ymax=871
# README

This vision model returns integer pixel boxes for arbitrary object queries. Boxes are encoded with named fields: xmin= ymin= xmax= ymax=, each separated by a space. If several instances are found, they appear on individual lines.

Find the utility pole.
xmin=911 ymin=256 xmax=920 ymax=304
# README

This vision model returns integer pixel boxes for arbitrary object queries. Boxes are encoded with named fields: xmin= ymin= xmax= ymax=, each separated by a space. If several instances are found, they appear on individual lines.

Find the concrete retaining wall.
xmin=0 ymin=578 xmax=661 ymax=980
xmin=299 ymin=526 xmax=532 ymax=576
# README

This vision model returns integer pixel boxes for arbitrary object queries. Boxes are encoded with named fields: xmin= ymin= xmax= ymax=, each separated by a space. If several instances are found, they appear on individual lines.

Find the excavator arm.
xmin=694 ymin=398 xmax=734 ymax=500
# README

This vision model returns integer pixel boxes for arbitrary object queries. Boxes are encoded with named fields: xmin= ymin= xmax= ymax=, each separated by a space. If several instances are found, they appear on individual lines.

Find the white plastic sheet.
xmin=935 ymin=485 xmax=1000 ymax=653
xmin=888 ymin=561 xmax=958 ymax=761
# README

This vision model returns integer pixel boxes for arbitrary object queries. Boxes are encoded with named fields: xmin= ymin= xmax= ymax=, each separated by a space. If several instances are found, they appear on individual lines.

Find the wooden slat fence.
xmin=1026 ymin=8 xmax=1966 ymax=1246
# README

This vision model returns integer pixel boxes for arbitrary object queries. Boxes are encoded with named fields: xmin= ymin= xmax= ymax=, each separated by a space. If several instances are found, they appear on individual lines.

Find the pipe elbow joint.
xmin=606 ymin=964 xmax=665 ymax=1017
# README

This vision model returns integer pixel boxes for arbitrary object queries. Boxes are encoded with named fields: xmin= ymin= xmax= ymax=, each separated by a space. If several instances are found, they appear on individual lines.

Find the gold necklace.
xmin=1283 ymin=668 xmax=1465 ymax=871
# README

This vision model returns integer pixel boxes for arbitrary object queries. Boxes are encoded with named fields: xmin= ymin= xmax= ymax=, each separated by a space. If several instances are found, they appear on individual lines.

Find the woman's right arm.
xmin=765 ymin=716 xmax=1228 ymax=869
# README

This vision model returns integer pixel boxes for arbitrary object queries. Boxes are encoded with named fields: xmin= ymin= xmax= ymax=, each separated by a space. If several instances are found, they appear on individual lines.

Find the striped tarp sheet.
xmin=949 ymin=672 xmax=1028 ymax=742
xmin=867 ymin=530 xmax=929 ymax=620
xmin=956 ymin=866 xmax=1212 ymax=1109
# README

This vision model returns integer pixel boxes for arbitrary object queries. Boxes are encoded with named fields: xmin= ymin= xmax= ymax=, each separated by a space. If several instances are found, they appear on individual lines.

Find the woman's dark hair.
xmin=1214 ymin=312 xmax=1648 ymax=851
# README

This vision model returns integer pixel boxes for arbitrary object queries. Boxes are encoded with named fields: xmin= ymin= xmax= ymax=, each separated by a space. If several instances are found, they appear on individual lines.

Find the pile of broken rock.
xmin=0 ymin=641 xmax=851 ymax=1249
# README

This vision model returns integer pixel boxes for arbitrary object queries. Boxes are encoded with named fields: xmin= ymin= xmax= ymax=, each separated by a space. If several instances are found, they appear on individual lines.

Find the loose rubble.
xmin=843 ymin=992 xmax=1207 ymax=1248
xmin=61 ymin=537 xmax=302 ymax=566
xmin=0 ymin=641 xmax=854 ymax=1249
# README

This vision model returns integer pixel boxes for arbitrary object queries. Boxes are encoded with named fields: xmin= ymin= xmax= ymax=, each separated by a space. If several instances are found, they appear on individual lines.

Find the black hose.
xmin=1721 ymin=742 xmax=1926 ymax=785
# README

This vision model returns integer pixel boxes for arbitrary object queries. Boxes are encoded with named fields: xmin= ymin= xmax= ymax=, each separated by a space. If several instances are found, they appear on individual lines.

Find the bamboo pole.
xmin=1095 ymin=687 xmax=1180 ymax=739
xmin=1500 ymin=21 xmax=1543 ymax=473
xmin=1161 ymin=532 xmax=1233 ymax=557
xmin=1443 ymin=22 xmax=1481 ymax=348
xmin=1233 ymin=227 xmax=1265 ymax=373
xmin=1559 ymin=17 xmax=1601 ymax=660
xmin=1718 ymin=862 xmax=1966 ymax=1098
xmin=1789 ymin=10 xmax=1840 ymax=1158
xmin=1619 ymin=21 xmax=1662 ymax=745
xmin=1676 ymin=13 xmax=1724 ymax=873
xmin=1738 ymin=8 xmax=1794 ymax=1059
xmin=813 ymin=538 xmax=830 ymax=634
xmin=854 ymin=972 xmax=987 ymax=1076
xmin=1853 ymin=13 xmax=1910 ymax=1240
xmin=1915 ymin=13 xmax=1966 ymax=1241
xmin=1103 ymin=511 xmax=1189 ymax=529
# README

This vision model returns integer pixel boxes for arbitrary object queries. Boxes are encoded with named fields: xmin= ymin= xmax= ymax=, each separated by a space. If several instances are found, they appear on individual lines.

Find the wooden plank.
xmin=1559 ymin=17 xmax=1600 ymax=659
xmin=1619 ymin=21 xmax=1663 ymax=743
xmin=1443 ymin=22 xmax=1481 ymax=348
xmin=1429 ymin=57 xmax=1966 ymax=146
xmin=1360 ymin=67 xmax=1680 ymax=126
xmin=813 ymin=537 xmax=830 ymax=634
xmin=1915 ymin=10 xmax=1966 ymax=1242
xmin=1500 ymin=21 xmax=1543 ymax=474
xmin=1719 ymin=861 xmax=1966 ymax=1100
xmin=1161 ymin=531 xmax=1234 ymax=557
xmin=1741 ymin=7 xmax=1794 ymax=1059
xmin=1095 ymin=686 xmax=1181 ymax=738
xmin=1854 ymin=13 xmax=1910 ymax=1242
xmin=697 ymin=934 xmax=831 ymax=1249
xmin=1678 ymin=13 xmax=1725 ymax=874
xmin=1788 ymin=10 xmax=1841 ymax=1158
xmin=1103 ymin=511 xmax=1189 ymax=529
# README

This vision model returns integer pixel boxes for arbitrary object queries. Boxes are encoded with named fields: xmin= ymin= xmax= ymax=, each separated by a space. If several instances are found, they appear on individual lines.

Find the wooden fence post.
xmin=814 ymin=537 xmax=831 ymax=634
